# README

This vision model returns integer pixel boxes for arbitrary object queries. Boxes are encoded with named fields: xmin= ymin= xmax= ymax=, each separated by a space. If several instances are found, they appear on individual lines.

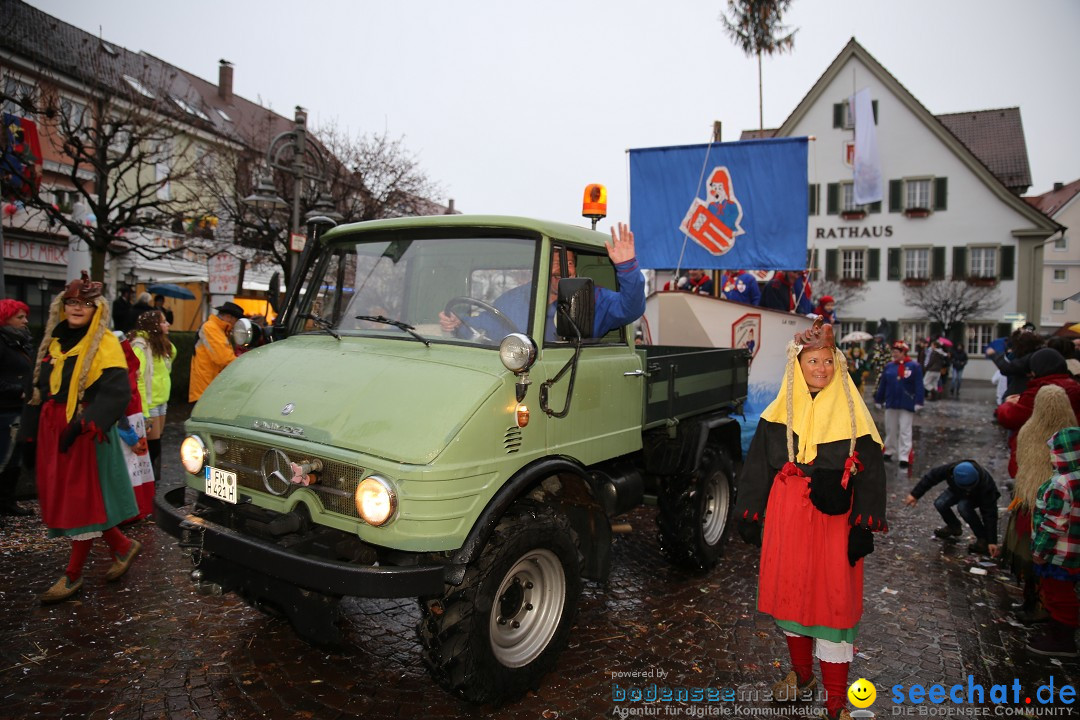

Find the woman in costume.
xmin=735 ymin=317 xmax=886 ymax=720
xmin=21 ymin=272 xmax=141 ymax=603
xmin=129 ymin=309 xmax=175 ymax=485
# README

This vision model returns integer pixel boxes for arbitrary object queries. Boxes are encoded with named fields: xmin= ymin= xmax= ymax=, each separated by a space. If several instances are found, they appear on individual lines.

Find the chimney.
xmin=1054 ymin=182 xmax=1065 ymax=192
xmin=218 ymin=59 xmax=233 ymax=103
xmin=445 ymin=198 xmax=455 ymax=215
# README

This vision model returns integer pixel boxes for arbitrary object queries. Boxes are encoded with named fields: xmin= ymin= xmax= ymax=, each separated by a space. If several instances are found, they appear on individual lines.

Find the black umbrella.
xmin=147 ymin=282 xmax=196 ymax=300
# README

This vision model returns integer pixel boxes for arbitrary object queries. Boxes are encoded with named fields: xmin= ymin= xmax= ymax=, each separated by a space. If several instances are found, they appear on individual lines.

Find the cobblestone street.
xmin=1 ymin=381 xmax=1077 ymax=719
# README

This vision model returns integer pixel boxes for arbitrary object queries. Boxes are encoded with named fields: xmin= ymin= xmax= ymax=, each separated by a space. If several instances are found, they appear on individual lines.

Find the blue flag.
xmin=629 ymin=137 xmax=808 ymax=270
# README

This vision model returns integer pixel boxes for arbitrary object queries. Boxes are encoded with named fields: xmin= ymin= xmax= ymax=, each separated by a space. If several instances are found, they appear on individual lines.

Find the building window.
xmin=1053 ymin=299 xmax=1066 ymax=313
xmin=2 ymin=77 xmax=34 ymax=116
xmin=841 ymin=183 xmax=857 ymax=212
xmin=969 ymin=247 xmax=997 ymax=278
xmin=901 ymin=322 xmax=929 ymax=350
xmin=838 ymin=321 xmax=864 ymax=341
xmin=841 ymin=249 xmax=865 ymax=280
xmin=965 ymin=324 xmax=995 ymax=356
xmin=1053 ymin=268 xmax=1067 ymax=282
xmin=905 ymin=179 xmax=931 ymax=210
xmin=903 ymin=248 xmax=930 ymax=279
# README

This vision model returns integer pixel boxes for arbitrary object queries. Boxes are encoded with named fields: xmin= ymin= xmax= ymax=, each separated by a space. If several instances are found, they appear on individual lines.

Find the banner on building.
xmin=851 ymin=88 xmax=882 ymax=205
xmin=0 ymin=113 xmax=42 ymax=200
xmin=208 ymin=252 xmax=245 ymax=295
xmin=629 ymin=137 xmax=808 ymax=270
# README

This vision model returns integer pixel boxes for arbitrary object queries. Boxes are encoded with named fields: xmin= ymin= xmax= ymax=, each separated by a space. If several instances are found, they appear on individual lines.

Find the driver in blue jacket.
xmin=439 ymin=222 xmax=645 ymax=342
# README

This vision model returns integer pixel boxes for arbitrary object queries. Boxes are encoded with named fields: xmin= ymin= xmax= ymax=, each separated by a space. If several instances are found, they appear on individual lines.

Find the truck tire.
xmin=657 ymin=443 xmax=734 ymax=571
xmin=418 ymin=504 xmax=582 ymax=704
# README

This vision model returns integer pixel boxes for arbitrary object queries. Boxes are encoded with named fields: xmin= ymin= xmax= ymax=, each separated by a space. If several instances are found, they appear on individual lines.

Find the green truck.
xmin=156 ymin=215 xmax=749 ymax=704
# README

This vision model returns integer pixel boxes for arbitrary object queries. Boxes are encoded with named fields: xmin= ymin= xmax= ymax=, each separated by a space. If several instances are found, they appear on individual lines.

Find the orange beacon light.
xmin=582 ymin=184 xmax=607 ymax=229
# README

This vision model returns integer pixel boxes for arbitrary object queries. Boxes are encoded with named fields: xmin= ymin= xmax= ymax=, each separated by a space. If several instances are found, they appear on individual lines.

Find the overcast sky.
xmin=29 ymin=0 xmax=1080 ymax=228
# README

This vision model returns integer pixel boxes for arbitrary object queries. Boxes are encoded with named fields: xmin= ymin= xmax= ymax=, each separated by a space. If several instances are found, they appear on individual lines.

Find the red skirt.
xmin=35 ymin=400 xmax=137 ymax=536
xmin=758 ymin=463 xmax=863 ymax=631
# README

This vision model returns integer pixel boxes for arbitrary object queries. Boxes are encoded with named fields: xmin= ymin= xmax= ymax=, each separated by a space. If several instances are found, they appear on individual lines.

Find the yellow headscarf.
xmin=760 ymin=343 xmax=882 ymax=465
xmin=47 ymin=301 xmax=126 ymax=421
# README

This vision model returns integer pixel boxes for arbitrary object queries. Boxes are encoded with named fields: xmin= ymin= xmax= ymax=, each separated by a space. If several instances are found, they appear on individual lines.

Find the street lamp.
xmin=124 ymin=268 xmax=137 ymax=291
xmin=245 ymin=106 xmax=337 ymax=291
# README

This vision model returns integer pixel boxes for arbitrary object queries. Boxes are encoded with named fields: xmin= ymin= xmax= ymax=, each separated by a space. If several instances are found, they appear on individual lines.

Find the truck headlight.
xmin=232 ymin=317 xmax=256 ymax=347
xmin=499 ymin=333 xmax=536 ymax=373
xmin=355 ymin=475 xmax=397 ymax=526
xmin=180 ymin=435 xmax=208 ymax=475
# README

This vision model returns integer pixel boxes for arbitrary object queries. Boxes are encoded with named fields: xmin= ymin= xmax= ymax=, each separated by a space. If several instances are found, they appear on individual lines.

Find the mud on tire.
xmin=417 ymin=503 xmax=583 ymax=705
xmin=656 ymin=443 xmax=734 ymax=571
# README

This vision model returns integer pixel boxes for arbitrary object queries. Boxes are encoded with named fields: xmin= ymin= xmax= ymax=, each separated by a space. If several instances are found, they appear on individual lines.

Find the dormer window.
xmin=122 ymin=75 xmax=155 ymax=99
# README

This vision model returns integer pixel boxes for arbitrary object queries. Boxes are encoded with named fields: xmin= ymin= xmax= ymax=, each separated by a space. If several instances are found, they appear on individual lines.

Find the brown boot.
xmin=39 ymin=575 xmax=83 ymax=604
xmin=771 ymin=670 xmax=817 ymax=702
xmin=105 ymin=539 xmax=141 ymax=581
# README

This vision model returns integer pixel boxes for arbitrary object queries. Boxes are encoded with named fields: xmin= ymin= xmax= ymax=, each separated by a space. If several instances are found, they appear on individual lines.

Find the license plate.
xmin=205 ymin=466 xmax=237 ymax=504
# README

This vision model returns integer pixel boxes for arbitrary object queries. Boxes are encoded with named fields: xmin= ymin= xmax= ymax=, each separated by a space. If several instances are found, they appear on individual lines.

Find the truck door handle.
xmin=623 ymin=369 xmax=647 ymax=377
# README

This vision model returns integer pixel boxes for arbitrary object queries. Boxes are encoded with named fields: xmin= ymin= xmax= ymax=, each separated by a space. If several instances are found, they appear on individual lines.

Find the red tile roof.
xmin=1026 ymin=178 xmax=1080 ymax=217
xmin=936 ymin=108 xmax=1032 ymax=195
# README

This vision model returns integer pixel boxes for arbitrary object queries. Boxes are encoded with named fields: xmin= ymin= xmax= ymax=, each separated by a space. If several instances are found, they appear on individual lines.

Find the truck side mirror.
xmin=268 ymin=273 xmax=281 ymax=314
xmin=555 ymin=277 xmax=594 ymax=340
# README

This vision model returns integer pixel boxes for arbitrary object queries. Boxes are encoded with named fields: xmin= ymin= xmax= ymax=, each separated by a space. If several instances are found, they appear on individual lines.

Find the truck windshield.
xmin=293 ymin=235 xmax=539 ymax=347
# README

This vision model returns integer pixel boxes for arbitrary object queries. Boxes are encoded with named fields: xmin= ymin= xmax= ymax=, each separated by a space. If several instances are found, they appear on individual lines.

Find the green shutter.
xmin=1000 ymin=245 xmax=1015 ymax=280
xmin=826 ymin=183 xmax=839 ymax=215
xmin=825 ymin=249 xmax=839 ymax=281
xmin=867 ymin=200 xmax=882 ymax=214
xmin=953 ymin=247 xmax=967 ymax=280
xmin=867 ymin=248 xmax=881 ymax=281
xmin=872 ymin=100 xmax=878 ymax=124
xmin=833 ymin=103 xmax=844 ymax=128
xmin=887 ymin=248 xmax=901 ymax=281
xmin=808 ymin=184 xmax=819 ymax=216
xmin=932 ymin=247 xmax=946 ymax=280
xmin=934 ymin=177 xmax=948 ymax=211
xmin=889 ymin=180 xmax=902 ymax=212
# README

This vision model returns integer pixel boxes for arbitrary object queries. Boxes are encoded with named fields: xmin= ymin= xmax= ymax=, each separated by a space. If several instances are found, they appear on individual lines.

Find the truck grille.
xmin=209 ymin=436 xmax=365 ymax=519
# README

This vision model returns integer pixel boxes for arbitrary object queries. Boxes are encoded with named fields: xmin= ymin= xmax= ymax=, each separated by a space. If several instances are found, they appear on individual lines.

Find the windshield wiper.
xmin=300 ymin=313 xmax=340 ymax=340
xmin=355 ymin=315 xmax=430 ymax=347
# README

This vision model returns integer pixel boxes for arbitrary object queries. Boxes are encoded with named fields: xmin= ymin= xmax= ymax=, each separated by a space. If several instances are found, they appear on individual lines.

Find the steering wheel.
xmin=444 ymin=297 xmax=518 ymax=339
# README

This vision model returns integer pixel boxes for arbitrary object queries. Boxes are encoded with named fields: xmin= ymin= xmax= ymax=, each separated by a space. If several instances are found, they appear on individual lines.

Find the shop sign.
xmin=2 ymin=237 xmax=67 ymax=264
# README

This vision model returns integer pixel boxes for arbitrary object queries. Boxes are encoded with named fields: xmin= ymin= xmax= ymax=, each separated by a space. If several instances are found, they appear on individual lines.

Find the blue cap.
xmin=953 ymin=462 xmax=978 ymax=487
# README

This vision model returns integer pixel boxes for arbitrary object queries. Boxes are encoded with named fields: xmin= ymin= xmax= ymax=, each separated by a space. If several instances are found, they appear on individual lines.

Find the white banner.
xmin=208 ymin=253 xmax=243 ymax=295
xmin=851 ymin=88 xmax=882 ymax=205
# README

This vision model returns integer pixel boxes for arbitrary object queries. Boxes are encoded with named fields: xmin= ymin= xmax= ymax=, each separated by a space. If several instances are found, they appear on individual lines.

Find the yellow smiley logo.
xmin=848 ymin=678 xmax=877 ymax=708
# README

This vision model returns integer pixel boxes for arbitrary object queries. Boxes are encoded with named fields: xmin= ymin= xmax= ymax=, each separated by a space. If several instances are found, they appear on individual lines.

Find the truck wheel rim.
xmin=701 ymin=471 xmax=730 ymax=545
xmin=489 ymin=548 xmax=565 ymax=668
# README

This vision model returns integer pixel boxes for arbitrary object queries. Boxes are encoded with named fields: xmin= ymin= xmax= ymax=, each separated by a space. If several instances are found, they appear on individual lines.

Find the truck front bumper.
xmin=155 ymin=486 xmax=447 ymax=598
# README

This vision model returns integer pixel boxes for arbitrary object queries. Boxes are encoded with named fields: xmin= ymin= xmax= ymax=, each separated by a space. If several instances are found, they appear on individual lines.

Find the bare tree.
xmin=901 ymin=280 xmax=1004 ymax=336
xmin=197 ymin=121 xmax=444 ymax=280
xmin=0 ymin=74 xmax=202 ymax=281
xmin=720 ymin=0 xmax=798 ymax=134
xmin=319 ymin=122 xmax=444 ymax=222
xmin=812 ymin=278 xmax=868 ymax=312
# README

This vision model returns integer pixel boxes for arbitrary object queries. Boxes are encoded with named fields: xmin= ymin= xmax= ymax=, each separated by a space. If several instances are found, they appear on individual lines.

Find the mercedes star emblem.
xmin=260 ymin=448 xmax=292 ymax=495
xmin=281 ymin=403 xmax=295 ymax=416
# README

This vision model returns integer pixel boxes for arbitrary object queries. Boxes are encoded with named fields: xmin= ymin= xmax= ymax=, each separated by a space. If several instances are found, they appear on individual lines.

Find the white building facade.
xmin=758 ymin=40 xmax=1061 ymax=380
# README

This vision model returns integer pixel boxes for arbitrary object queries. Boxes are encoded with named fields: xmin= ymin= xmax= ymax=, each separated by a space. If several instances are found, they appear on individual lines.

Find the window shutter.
xmin=867 ymin=200 xmax=882 ymax=214
xmin=808 ymin=184 xmax=819 ymax=216
xmin=952 ymin=247 xmax=967 ymax=280
xmin=872 ymin=100 xmax=878 ymax=124
xmin=825 ymin=249 xmax=839 ymax=281
xmin=889 ymin=180 xmax=902 ymax=212
xmin=867 ymin=248 xmax=881 ymax=281
xmin=932 ymin=247 xmax=946 ymax=280
xmin=887 ymin=248 xmax=901 ymax=281
xmin=826 ymin=183 xmax=839 ymax=215
xmin=833 ymin=103 xmax=844 ymax=128
xmin=933 ymin=177 xmax=948 ymax=211
xmin=1000 ymin=245 xmax=1015 ymax=280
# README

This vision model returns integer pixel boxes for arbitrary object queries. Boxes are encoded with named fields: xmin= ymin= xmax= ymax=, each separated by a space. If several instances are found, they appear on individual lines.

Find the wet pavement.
xmin=1 ymin=380 xmax=1077 ymax=719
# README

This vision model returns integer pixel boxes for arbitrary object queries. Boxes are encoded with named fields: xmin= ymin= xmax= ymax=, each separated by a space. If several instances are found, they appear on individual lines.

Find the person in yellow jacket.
xmin=189 ymin=302 xmax=243 ymax=402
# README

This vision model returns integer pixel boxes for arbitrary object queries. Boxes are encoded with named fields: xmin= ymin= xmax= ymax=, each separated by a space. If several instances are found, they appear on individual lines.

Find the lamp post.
xmin=244 ymin=106 xmax=337 ymax=291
